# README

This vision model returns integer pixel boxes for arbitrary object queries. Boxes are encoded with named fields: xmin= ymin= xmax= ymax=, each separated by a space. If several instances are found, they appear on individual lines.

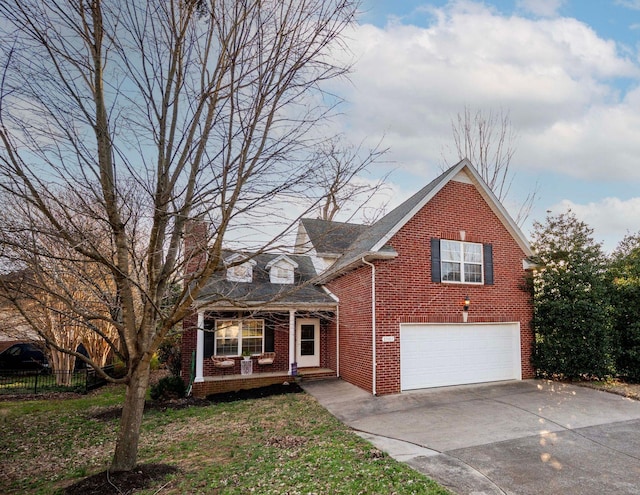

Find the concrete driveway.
xmin=301 ymin=379 xmax=640 ymax=495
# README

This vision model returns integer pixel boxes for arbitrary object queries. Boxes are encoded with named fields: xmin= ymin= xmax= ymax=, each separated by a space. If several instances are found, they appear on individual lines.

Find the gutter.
xmin=361 ymin=257 xmax=376 ymax=396
xmin=314 ymin=249 xmax=397 ymax=285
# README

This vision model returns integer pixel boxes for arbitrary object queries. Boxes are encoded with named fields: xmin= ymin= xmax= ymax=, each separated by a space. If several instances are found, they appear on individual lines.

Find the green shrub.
xmin=531 ymin=211 xmax=614 ymax=379
xmin=150 ymin=375 xmax=186 ymax=401
xmin=609 ymin=233 xmax=640 ymax=381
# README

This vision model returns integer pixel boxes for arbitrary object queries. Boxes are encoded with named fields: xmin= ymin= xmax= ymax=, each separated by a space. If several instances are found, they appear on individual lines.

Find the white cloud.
xmin=332 ymin=2 xmax=640 ymax=184
xmin=616 ymin=0 xmax=640 ymax=11
xmin=550 ymin=197 xmax=640 ymax=251
xmin=516 ymin=0 xmax=565 ymax=18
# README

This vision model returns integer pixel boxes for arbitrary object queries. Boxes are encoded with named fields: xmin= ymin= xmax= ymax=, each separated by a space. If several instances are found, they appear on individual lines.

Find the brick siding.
xmin=328 ymin=180 xmax=534 ymax=395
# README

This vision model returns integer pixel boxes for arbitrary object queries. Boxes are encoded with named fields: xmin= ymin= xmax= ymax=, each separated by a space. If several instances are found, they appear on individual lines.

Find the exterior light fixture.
xmin=463 ymin=295 xmax=470 ymax=323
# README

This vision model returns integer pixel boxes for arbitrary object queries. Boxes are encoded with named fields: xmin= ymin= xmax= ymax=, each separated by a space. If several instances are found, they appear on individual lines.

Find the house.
xmin=181 ymin=159 xmax=535 ymax=397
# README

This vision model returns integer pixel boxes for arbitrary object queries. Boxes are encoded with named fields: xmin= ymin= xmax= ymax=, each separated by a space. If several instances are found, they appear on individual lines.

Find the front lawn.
xmin=0 ymin=384 xmax=450 ymax=494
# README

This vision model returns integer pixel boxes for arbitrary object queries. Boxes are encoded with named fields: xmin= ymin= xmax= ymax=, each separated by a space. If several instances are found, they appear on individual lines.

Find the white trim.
xmin=288 ymin=309 xmax=296 ymax=375
xmin=224 ymin=254 xmax=257 ymax=283
xmin=294 ymin=222 xmax=315 ymax=255
xmin=440 ymin=239 xmax=484 ymax=284
xmin=452 ymin=170 xmax=473 ymax=183
xmin=296 ymin=318 xmax=320 ymax=367
xmin=195 ymin=312 xmax=204 ymax=383
xmin=197 ymin=303 xmax=337 ymax=312
xmin=266 ymin=255 xmax=298 ymax=284
xmin=265 ymin=254 xmax=298 ymax=270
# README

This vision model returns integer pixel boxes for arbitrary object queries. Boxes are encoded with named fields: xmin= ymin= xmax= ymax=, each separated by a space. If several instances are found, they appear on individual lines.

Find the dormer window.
xmin=225 ymin=254 xmax=256 ymax=283
xmin=265 ymin=255 xmax=298 ymax=284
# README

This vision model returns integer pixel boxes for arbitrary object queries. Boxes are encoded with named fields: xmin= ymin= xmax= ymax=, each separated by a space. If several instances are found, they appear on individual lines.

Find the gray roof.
xmin=311 ymin=165 xmax=453 ymax=280
xmin=299 ymin=218 xmax=368 ymax=256
xmin=312 ymin=159 xmax=532 ymax=282
xmin=194 ymin=252 xmax=336 ymax=309
xmin=195 ymin=159 xmax=533 ymax=307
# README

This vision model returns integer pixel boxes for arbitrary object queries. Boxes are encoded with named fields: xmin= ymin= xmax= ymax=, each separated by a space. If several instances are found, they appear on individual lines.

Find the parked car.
xmin=0 ymin=343 xmax=48 ymax=371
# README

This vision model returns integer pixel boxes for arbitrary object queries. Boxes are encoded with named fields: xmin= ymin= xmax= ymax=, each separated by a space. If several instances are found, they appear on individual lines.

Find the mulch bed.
xmin=88 ymin=382 xmax=304 ymax=421
xmin=205 ymin=381 xmax=304 ymax=402
xmin=63 ymin=464 xmax=179 ymax=495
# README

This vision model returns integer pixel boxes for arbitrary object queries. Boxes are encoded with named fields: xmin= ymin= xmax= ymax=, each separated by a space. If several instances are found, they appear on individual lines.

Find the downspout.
xmin=362 ymin=257 xmax=376 ymax=396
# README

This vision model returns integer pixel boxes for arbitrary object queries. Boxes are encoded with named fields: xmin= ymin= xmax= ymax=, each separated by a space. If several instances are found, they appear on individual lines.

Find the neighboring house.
xmin=182 ymin=159 xmax=535 ymax=397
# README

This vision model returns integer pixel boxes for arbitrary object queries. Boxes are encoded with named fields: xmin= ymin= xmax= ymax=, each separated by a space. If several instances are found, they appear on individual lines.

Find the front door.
xmin=296 ymin=318 xmax=320 ymax=368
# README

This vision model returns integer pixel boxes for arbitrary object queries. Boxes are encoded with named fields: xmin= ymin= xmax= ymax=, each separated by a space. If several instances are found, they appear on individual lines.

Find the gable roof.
xmin=265 ymin=254 xmax=298 ymax=270
xmin=315 ymin=158 xmax=533 ymax=282
xmin=194 ymin=252 xmax=336 ymax=310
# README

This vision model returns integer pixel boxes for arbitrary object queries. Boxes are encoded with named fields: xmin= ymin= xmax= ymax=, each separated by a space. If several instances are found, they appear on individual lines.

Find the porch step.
xmin=297 ymin=368 xmax=337 ymax=381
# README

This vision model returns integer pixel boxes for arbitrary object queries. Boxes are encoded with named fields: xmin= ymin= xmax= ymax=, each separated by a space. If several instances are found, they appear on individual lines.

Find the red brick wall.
xmin=327 ymin=267 xmax=374 ymax=393
xmin=329 ymin=179 xmax=534 ymax=395
xmin=181 ymin=313 xmax=198 ymax=382
xmin=321 ymin=318 xmax=337 ymax=371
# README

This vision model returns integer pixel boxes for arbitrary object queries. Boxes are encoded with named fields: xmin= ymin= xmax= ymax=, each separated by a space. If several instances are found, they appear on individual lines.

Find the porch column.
xmin=195 ymin=311 xmax=204 ymax=383
xmin=288 ymin=309 xmax=296 ymax=375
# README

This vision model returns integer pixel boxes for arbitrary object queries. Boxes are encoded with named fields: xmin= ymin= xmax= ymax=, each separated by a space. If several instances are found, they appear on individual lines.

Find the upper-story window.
xmin=431 ymin=237 xmax=494 ymax=285
xmin=225 ymin=254 xmax=256 ymax=283
xmin=265 ymin=255 xmax=298 ymax=284
xmin=440 ymin=240 xmax=484 ymax=284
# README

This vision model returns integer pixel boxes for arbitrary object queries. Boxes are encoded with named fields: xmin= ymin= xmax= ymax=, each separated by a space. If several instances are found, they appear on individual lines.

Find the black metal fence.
xmin=0 ymin=365 xmax=113 ymax=395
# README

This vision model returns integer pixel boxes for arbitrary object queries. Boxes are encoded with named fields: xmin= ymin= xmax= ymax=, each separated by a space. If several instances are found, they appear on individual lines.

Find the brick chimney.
xmin=184 ymin=220 xmax=209 ymax=277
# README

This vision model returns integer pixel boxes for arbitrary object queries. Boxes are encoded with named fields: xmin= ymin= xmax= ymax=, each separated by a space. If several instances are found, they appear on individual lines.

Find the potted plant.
xmin=242 ymin=350 xmax=252 ymax=361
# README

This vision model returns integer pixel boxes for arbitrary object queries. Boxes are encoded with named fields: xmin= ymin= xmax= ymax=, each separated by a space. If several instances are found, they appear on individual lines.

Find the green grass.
xmin=0 ymin=385 xmax=450 ymax=494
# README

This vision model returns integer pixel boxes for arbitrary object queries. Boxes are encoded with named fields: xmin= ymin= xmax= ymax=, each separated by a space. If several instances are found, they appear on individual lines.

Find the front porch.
xmin=184 ymin=306 xmax=338 ymax=397
xmin=191 ymin=367 xmax=336 ymax=397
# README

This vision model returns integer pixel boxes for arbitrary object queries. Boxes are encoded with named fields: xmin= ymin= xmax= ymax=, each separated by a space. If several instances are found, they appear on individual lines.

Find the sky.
xmin=328 ymin=0 xmax=640 ymax=252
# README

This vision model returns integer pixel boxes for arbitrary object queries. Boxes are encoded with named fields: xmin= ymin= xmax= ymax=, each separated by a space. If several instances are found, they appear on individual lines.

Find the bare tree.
xmin=444 ymin=106 xmax=537 ymax=225
xmin=0 ymin=0 xmax=359 ymax=472
xmin=0 ymin=214 xmax=121 ymax=380
xmin=311 ymin=136 xmax=390 ymax=223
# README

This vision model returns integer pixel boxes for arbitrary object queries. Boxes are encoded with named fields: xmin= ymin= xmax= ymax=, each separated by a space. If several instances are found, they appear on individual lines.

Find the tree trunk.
xmin=110 ymin=356 xmax=152 ymax=472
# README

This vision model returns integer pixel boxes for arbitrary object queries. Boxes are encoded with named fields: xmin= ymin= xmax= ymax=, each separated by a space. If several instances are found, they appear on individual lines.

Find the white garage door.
xmin=400 ymin=323 xmax=521 ymax=391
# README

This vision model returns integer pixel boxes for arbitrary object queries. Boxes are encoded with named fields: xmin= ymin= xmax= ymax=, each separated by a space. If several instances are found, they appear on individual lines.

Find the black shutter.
xmin=483 ymin=243 xmax=494 ymax=285
xmin=264 ymin=323 xmax=275 ymax=352
xmin=431 ymin=238 xmax=441 ymax=282
xmin=204 ymin=327 xmax=214 ymax=358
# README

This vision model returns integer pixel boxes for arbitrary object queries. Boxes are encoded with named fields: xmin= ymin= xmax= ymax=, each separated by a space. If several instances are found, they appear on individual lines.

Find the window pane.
xmin=242 ymin=320 xmax=263 ymax=338
xmin=441 ymin=261 xmax=461 ymax=282
xmin=216 ymin=338 xmax=238 ymax=355
xmin=464 ymin=263 xmax=483 ymax=283
xmin=301 ymin=340 xmax=315 ymax=356
xmin=242 ymin=338 xmax=262 ymax=355
xmin=216 ymin=321 xmax=239 ymax=355
xmin=441 ymin=240 xmax=461 ymax=261
xmin=464 ymin=243 xmax=482 ymax=263
xmin=300 ymin=324 xmax=315 ymax=340
xmin=216 ymin=321 xmax=239 ymax=339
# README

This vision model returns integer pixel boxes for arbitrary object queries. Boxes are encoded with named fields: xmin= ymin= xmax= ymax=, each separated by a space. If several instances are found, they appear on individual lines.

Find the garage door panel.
xmin=400 ymin=323 xmax=521 ymax=391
